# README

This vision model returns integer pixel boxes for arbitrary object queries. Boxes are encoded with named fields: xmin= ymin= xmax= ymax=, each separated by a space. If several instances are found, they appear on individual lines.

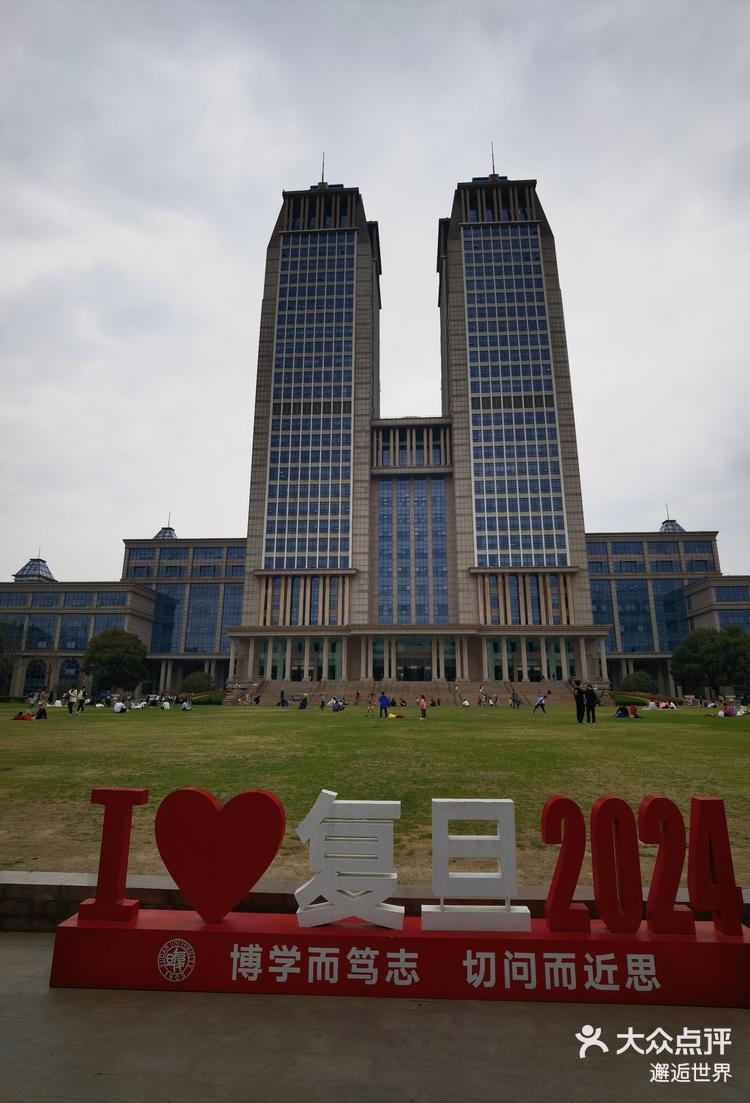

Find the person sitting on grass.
xmin=615 ymin=705 xmax=629 ymax=719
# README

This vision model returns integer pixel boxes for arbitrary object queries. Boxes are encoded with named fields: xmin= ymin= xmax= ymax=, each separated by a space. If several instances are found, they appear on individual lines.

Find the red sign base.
xmin=49 ymin=912 xmax=750 ymax=1006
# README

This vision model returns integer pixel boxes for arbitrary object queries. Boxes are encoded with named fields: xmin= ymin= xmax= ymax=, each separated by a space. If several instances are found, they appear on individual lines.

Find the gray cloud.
xmin=1 ymin=0 xmax=749 ymax=580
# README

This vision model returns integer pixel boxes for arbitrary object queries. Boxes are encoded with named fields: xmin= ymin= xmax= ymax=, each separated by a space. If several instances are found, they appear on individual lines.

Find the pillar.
xmin=501 ymin=638 xmax=509 ymax=681
xmin=462 ymin=637 xmax=469 ymax=680
xmin=284 ymin=638 xmax=291 ymax=681
xmin=391 ymin=637 xmax=397 ymax=681
xmin=540 ymin=638 xmax=548 ymax=680
xmin=158 ymin=660 xmax=167 ymax=692
xmin=431 ymin=637 xmax=438 ymax=681
xmin=322 ymin=637 xmax=330 ymax=681
xmin=247 ymin=639 xmax=255 ymax=682
xmin=341 ymin=637 xmax=348 ymax=680
xmin=560 ymin=637 xmax=570 ymax=680
xmin=304 ymin=637 xmax=311 ymax=681
xmin=481 ymin=639 xmax=489 ymax=680
xmin=578 ymin=639 xmax=589 ymax=681
xmin=521 ymin=638 xmax=528 ymax=681
xmin=598 ymin=638 xmax=608 ymax=681
xmin=229 ymin=640 xmax=236 ymax=682
xmin=166 ymin=659 xmax=173 ymax=692
xmin=438 ymin=637 xmax=445 ymax=681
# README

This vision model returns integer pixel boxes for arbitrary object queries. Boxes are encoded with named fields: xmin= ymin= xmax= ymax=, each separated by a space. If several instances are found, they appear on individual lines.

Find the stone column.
xmin=166 ymin=660 xmax=173 ymax=691
xmin=342 ymin=637 xmax=348 ymax=680
xmin=247 ymin=639 xmax=255 ymax=682
xmin=322 ymin=637 xmax=330 ymax=681
xmin=158 ymin=660 xmax=167 ymax=692
xmin=431 ymin=637 xmax=438 ymax=681
xmin=462 ymin=637 xmax=469 ymax=680
xmin=284 ymin=638 xmax=291 ymax=681
xmin=598 ymin=638 xmax=608 ymax=681
xmin=304 ymin=637 xmax=311 ymax=681
xmin=560 ymin=637 xmax=570 ymax=680
xmin=540 ymin=638 xmax=548 ymax=680
xmin=229 ymin=640 xmax=236 ymax=682
xmin=438 ymin=637 xmax=445 ymax=681
xmin=481 ymin=639 xmax=489 ymax=681
xmin=501 ymin=638 xmax=509 ymax=681
xmin=578 ymin=639 xmax=589 ymax=681
xmin=521 ymin=638 xmax=528 ymax=681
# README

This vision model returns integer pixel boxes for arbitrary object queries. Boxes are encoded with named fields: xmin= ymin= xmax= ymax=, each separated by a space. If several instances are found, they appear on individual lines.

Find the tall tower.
xmin=240 ymin=182 xmax=381 ymax=681
xmin=436 ymin=174 xmax=598 ymax=680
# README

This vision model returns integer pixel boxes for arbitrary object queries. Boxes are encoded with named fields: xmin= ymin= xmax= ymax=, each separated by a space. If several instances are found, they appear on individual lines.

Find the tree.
xmin=180 ymin=671 xmax=214 ymax=694
xmin=722 ymin=624 xmax=750 ymax=688
xmin=82 ymin=629 xmax=148 ymax=692
xmin=669 ymin=627 xmax=750 ymax=696
xmin=621 ymin=670 xmax=657 ymax=695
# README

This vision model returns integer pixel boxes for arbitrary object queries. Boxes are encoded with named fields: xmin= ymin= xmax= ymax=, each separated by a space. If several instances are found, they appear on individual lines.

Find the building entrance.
xmin=396 ymin=636 xmax=432 ymax=681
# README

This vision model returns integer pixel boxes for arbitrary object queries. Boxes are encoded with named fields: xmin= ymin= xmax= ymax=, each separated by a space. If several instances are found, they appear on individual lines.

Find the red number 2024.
xmin=541 ymin=795 xmax=743 ymax=936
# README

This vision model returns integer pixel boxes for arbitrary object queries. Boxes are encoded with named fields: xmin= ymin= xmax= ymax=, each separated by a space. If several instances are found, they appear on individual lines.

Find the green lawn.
xmin=1 ymin=701 xmax=748 ymax=887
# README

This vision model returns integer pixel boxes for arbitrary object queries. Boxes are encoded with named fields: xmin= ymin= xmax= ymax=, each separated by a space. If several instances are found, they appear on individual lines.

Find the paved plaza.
xmin=1 ymin=933 xmax=747 ymax=1103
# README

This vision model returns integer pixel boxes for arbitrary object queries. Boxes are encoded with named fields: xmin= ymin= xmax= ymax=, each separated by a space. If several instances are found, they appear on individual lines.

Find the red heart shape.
xmin=155 ymin=788 xmax=285 ymax=924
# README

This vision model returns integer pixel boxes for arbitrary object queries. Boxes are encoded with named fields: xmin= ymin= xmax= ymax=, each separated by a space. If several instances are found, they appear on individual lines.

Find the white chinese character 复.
xmin=295 ymin=789 xmax=404 ymax=928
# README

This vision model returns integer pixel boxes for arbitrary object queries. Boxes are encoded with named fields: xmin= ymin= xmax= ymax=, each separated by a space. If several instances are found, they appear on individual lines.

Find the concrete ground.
xmin=1 ymin=934 xmax=747 ymax=1103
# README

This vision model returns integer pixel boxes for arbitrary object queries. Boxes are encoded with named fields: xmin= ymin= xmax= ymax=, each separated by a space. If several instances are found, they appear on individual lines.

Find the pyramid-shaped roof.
xmin=13 ymin=557 xmax=56 ymax=582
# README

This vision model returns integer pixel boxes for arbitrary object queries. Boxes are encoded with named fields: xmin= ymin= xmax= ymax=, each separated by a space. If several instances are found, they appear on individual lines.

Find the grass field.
xmin=1 ymin=701 xmax=748 ymax=887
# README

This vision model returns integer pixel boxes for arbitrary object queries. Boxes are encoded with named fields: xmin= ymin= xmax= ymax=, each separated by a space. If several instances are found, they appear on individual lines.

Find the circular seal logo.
xmin=157 ymin=938 xmax=196 ymax=983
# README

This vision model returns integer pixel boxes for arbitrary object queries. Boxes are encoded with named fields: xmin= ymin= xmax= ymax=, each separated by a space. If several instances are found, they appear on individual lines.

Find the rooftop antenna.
xmin=321 ymin=150 xmax=326 ymax=183
xmin=37 ymin=546 xmax=41 ymax=560
xmin=167 ymin=510 xmax=172 ymax=528
xmin=665 ymin=502 xmax=670 ymax=520
xmin=491 ymin=141 xmax=496 ymax=175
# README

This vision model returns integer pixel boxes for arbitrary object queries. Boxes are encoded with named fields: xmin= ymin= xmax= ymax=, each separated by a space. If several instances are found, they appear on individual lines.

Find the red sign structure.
xmin=49 ymin=788 xmax=750 ymax=1006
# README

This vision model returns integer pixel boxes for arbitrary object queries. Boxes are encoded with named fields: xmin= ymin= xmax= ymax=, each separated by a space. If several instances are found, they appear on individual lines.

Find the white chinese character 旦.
xmin=645 ymin=1028 xmax=673 ymax=1055
xmin=307 ymin=947 xmax=340 ymax=985
xmin=625 ymin=954 xmax=660 ymax=992
xmin=583 ymin=952 xmax=619 ymax=992
xmin=463 ymin=950 xmax=496 ymax=990
xmin=268 ymin=944 xmax=301 ymax=983
xmin=704 ymin=1027 xmax=732 ymax=1056
xmin=230 ymin=943 xmax=263 ymax=982
xmin=616 ymin=1028 xmax=646 ymax=1055
xmin=503 ymin=950 xmax=537 ymax=991
xmin=543 ymin=952 xmax=576 ymax=991
xmin=674 ymin=1028 xmax=702 ymax=1056
xmin=346 ymin=947 xmax=379 ymax=986
xmin=671 ymin=1063 xmax=691 ymax=1082
xmin=649 ymin=1063 xmax=670 ymax=1083
xmin=385 ymin=949 xmax=420 ymax=986
xmin=712 ymin=1063 xmax=731 ymax=1083
xmin=295 ymin=790 xmax=404 ymax=928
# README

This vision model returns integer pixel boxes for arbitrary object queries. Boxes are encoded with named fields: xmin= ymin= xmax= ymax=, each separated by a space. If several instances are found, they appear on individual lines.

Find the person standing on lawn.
xmin=584 ymin=683 xmax=599 ymax=724
xmin=573 ymin=680 xmax=586 ymax=724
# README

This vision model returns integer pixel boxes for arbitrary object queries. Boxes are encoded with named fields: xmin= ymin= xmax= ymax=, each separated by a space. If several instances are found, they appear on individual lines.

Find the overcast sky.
xmin=1 ymin=0 xmax=748 ymax=583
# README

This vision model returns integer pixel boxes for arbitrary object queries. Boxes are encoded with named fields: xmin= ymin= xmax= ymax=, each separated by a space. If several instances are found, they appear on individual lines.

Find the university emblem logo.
xmin=157 ymin=938 xmax=196 ymax=983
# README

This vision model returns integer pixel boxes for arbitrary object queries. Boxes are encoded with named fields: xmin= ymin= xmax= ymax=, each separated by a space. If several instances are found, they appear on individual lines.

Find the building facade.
xmin=1 ymin=175 xmax=747 ymax=698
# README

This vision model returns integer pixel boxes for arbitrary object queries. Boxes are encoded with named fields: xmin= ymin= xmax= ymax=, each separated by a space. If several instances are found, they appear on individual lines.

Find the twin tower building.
xmin=234 ymin=174 xmax=606 ymax=689
xmin=8 ymin=174 xmax=736 ymax=699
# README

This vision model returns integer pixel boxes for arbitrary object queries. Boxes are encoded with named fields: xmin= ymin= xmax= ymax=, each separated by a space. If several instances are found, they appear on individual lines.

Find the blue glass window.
xmin=397 ymin=479 xmax=410 ymax=623
xmin=65 ymin=592 xmax=94 ymax=607
xmin=716 ymin=586 xmax=749 ymax=602
xmin=0 ymin=592 xmax=30 ymax=607
xmin=151 ymin=585 xmax=185 ymax=653
xmin=616 ymin=580 xmax=654 ymax=652
xmin=129 ymin=548 xmax=154 ymax=560
xmin=185 ymin=585 xmax=220 ymax=653
xmin=685 ymin=540 xmax=712 ymax=554
xmin=652 ymin=579 xmax=688 ymax=651
xmin=194 ymin=548 xmax=224 ymax=560
xmin=378 ymin=480 xmax=393 ymax=623
xmin=59 ymin=615 xmax=91 ymax=650
xmin=93 ymin=614 xmax=125 ymax=634
xmin=414 ymin=480 xmax=428 ymax=623
xmin=431 ymin=479 xmax=448 ymax=623
xmin=687 ymin=559 xmax=714 ymax=573
xmin=26 ymin=614 xmax=57 ymax=650
xmin=0 ymin=614 xmax=25 ymax=647
xmin=718 ymin=611 xmax=750 ymax=632
xmin=590 ymin=580 xmax=616 ymax=650
xmin=160 ymin=548 xmax=188 ymax=560
xmin=220 ymin=584 xmax=243 ymax=653
xmin=227 ymin=547 xmax=246 ymax=559
xmin=463 ymin=223 xmax=568 ymax=568
xmin=97 ymin=591 xmax=127 ymax=607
